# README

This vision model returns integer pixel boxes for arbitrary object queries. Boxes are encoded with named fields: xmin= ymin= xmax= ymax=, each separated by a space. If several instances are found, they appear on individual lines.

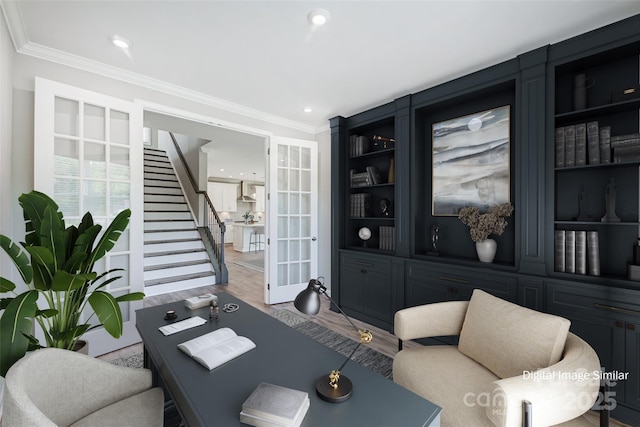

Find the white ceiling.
xmin=3 ymin=1 xmax=640 ymax=179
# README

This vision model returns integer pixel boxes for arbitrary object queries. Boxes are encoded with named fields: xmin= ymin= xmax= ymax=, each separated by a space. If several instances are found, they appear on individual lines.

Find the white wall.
xmin=4 ymin=51 xmax=334 ymax=296
xmin=0 ymin=13 xmax=14 ymax=281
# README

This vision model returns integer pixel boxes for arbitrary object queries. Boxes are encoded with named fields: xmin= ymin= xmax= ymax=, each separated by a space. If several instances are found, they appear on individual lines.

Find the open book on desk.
xmin=178 ymin=327 xmax=256 ymax=370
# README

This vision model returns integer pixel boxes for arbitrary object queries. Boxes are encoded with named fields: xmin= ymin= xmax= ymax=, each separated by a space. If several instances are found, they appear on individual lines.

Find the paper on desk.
xmin=159 ymin=316 xmax=207 ymax=336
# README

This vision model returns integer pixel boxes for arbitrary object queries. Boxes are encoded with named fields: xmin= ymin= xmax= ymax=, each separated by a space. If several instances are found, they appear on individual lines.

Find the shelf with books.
xmin=551 ymin=39 xmax=640 ymax=286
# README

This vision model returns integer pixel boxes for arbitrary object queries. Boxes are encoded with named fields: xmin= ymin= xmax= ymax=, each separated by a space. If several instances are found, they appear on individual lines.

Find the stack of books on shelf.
xmin=379 ymin=226 xmax=395 ymax=251
xmin=240 ymin=383 xmax=309 ymax=427
xmin=611 ymin=133 xmax=640 ymax=163
xmin=350 ymin=135 xmax=370 ymax=156
xmin=554 ymin=230 xmax=600 ymax=276
xmin=350 ymin=167 xmax=383 ymax=187
xmin=555 ymin=122 xmax=611 ymax=167
xmin=350 ymin=193 xmax=371 ymax=218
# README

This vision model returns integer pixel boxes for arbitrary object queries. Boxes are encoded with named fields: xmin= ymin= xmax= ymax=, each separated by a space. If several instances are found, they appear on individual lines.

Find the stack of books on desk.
xmin=240 ymin=383 xmax=309 ymax=427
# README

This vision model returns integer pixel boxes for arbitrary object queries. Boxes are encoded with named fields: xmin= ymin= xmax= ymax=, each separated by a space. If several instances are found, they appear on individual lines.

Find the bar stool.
xmin=249 ymin=226 xmax=264 ymax=253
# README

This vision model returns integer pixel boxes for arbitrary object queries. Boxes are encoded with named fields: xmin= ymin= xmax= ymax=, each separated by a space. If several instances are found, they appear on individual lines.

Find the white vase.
xmin=475 ymin=239 xmax=497 ymax=263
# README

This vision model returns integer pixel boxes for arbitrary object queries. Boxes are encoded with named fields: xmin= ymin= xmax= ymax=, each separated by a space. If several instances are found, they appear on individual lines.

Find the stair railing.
xmin=167 ymin=132 xmax=228 ymax=284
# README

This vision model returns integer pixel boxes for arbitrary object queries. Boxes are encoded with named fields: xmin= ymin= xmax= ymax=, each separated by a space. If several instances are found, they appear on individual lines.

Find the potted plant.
xmin=458 ymin=202 xmax=513 ymax=263
xmin=0 ymin=190 xmax=144 ymax=376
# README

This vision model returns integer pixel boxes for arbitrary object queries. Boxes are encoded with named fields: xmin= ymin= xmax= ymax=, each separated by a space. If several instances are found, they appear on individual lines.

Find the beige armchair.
xmin=393 ymin=289 xmax=603 ymax=427
xmin=3 ymin=347 xmax=164 ymax=426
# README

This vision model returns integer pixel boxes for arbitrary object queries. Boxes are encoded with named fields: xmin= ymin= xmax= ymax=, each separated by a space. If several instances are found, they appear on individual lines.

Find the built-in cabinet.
xmin=208 ymin=182 xmax=238 ymax=212
xmin=254 ymin=185 xmax=265 ymax=213
xmin=330 ymin=14 xmax=640 ymax=425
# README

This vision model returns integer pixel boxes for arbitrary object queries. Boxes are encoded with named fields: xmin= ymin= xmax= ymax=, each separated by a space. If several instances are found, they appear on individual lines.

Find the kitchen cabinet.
xmin=254 ymin=185 xmax=265 ymax=213
xmin=208 ymin=182 xmax=238 ymax=212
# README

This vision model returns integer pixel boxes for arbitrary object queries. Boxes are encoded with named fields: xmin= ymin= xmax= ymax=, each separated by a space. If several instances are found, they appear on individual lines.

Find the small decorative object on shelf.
xmin=600 ymin=178 xmax=620 ymax=222
xmin=428 ymin=224 xmax=440 ymax=256
xmin=371 ymin=134 xmax=396 ymax=150
xmin=379 ymin=198 xmax=391 ymax=217
xmin=458 ymin=203 xmax=513 ymax=263
xmin=358 ymin=227 xmax=371 ymax=248
xmin=630 ymin=239 xmax=640 ymax=282
xmin=388 ymin=158 xmax=395 ymax=183
xmin=572 ymin=73 xmax=595 ymax=111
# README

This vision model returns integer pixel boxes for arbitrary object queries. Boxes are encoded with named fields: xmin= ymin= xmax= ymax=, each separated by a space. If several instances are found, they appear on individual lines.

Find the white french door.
xmin=265 ymin=137 xmax=318 ymax=304
xmin=34 ymin=77 xmax=144 ymax=356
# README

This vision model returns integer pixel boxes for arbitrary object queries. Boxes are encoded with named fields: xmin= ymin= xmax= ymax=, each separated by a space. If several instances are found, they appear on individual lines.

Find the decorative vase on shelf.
xmin=388 ymin=158 xmax=395 ymax=183
xmin=475 ymin=239 xmax=497 ymax=263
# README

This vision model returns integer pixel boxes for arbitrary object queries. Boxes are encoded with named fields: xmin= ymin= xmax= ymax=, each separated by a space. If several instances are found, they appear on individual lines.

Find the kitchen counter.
xmin=233 ymin=223 xmax=265 ymax=252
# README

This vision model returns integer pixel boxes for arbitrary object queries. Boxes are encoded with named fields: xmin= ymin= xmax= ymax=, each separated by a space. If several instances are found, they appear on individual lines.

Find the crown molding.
xmin=1 ymin=1 xmax=319 ymax=135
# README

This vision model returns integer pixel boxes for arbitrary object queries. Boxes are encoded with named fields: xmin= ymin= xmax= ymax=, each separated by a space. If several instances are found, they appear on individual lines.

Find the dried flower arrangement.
xmin=458 ymin=203 xmax=514 ymax=242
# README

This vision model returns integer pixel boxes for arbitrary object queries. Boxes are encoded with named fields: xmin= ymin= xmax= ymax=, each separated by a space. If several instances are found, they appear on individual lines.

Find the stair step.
xmin=144 ymin=172 xmax=179 ymax=182
xmin=144 ymin=211 xmax=192 ymax=221
xmin=144 ymin=239 xmax=205 ymax=253
xmin=144 ymin=165 xmax=175 ymax=175
xmin=144 ymin=274 xmax=216 ymax=297
xmin=144 ymin=250 xmax=209 ymax=267
xmin=144 ymin=271 xmax=215 ymax=287
xmin=144 ymin=248 xmax=207 ymax=257
xmin=144 ymin=258 xmax=212 ymax=272
xmin=144 ymin=229 xmax=199 ymax=241
xmin=144 ymin=185 xmax=184 ymax=195
xmin=144 ymin=220 xmax=196 ymax=231
xmin=143 ymin=156 xmax=170 ymax=165
xmin=144 ymin=179 xmax=181 ymax=188
xmin=144 ymin=261 xmax=213 ymax=281
xmin=144 ymin=194 xmax=186 ymax=203
xmin=143 ymin=148 xmax=168 ymax=156
xmin=144 ymin=202 xmax=189 ymax=212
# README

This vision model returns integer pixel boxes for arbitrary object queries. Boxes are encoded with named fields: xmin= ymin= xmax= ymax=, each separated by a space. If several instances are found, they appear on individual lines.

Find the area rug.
xmin=232 ymin=258 xmax=264 ymax=272
xmin=111 ymin=309 xmax=393 ymax=379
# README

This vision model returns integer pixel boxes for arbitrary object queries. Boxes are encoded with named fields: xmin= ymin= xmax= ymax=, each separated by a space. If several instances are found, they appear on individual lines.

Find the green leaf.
xmin=51 ymin=270 xmax=95 ymax=292
xmin=25 ymin=246 xmax=54 ymax=290
xmin=19 ymin=191 xmax=61 ymax=246
xmin=0 ymin=291 xmax=38 ymax=377
xmin=40 ymin=205 xmax=66 ymax=272
xmin=88 ymin=291 xmax=123 ymax=338
xmin=115 ymin=292 xmax=145 ymax=302
xmin=0 ymin=235 xmax=33 ymax=284
xmin=85 ymin=209 xmax=130 ymax=271
xmin=0 ymin=277 xmax=17 ymax=293
xmin=37 ymin=308 xmax=58 ymax=318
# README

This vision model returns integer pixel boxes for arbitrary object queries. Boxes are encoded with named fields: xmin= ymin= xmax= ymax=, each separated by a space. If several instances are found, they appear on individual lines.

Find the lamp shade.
xmin=294 ymin=279 xmax=323 ymax=315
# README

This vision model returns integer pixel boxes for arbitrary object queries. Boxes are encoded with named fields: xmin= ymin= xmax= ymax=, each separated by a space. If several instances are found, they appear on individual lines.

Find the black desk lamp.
xmin=294 ymin=277 xmax=373 ymax=403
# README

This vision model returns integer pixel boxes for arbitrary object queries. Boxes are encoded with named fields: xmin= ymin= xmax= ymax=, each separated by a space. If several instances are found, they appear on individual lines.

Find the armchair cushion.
xmin=458 ymin=290 xmax=570 ymax=379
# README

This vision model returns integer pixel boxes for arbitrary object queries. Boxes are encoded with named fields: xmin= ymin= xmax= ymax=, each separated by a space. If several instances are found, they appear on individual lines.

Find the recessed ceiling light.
xmin=240 ymin=172 xmax=244 ymax=176
xmin=304 ymin=108 xmax=313 ymax=113
xmin=308 ymin=9 xmax=330 ymax=26
xmin=110 ymin=35 xmax=131 ymax=49
xmin=220 ymin=168 xmax=225 ymax=172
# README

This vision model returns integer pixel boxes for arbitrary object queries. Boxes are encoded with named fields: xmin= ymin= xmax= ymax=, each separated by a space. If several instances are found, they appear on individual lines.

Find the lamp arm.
xmin=320 ymin=290 xmax=373 ymax=344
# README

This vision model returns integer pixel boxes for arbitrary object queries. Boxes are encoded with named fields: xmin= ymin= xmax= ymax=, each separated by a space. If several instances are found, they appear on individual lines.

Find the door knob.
xmin=312 ymin=237 xmax=317 ymax=241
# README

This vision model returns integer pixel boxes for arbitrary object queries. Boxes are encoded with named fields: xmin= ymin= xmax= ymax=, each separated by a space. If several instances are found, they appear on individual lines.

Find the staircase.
xmin=143 ymin=148 xmax=215 ymax=296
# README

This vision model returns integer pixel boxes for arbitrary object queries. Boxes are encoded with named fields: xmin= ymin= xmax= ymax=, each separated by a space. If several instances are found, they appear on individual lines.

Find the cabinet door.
xmin=222 ymin=183 xmax=238 ymax=212
xmin=626 ymin=322 xmax=640 ymax=411
xmin=208 ymin=182 xmax=224 ymax=212
xmin=254 ymin=185 xmax=265 ymax=212
xmin=339 ymin=253 xmax=392 ymax=325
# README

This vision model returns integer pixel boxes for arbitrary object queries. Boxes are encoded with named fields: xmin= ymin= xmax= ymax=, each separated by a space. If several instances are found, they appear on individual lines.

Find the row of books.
xmin=240 ymin=383 xmax=309 ymax=427
xmin=554 ymin=230 xmax=600 ymax=276
xmin=610 ymin=133 xmax=640 ymax=163
xmin=379 ymin=226 xmax=396 ymax=251
xmin=555 ymin=122 xmax=610 ymax=167
xmin=350 ymin=166 xmax=383 ymax=187
xmin=350 ymin=193 xmax=371 ymax=218
xmin=350 ymin=135 xmax=370 ymax=156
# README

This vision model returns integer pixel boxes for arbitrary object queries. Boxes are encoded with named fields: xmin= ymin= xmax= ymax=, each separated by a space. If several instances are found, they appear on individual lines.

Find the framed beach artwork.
xmin=431 ymin=105 xmax=511 ymax=216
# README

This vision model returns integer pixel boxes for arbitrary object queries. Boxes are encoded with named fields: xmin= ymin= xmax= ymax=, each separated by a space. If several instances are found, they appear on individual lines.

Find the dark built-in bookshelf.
xmin=330 ymin=14 xmax=640 ymax=424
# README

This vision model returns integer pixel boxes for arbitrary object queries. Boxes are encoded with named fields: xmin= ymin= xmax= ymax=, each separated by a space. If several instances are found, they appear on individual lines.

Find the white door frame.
xmin=135 ymin=100 xmax=275 ymax=301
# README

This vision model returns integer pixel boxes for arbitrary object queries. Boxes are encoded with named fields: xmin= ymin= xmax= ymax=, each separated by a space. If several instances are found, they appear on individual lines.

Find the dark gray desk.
xmin=136 ymin=293 xmax=441 ymax=427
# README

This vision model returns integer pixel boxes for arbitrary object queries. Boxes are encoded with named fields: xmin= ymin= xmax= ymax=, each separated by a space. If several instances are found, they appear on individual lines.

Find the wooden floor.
xmin=100 ymin=246 xmax=630 ymax=427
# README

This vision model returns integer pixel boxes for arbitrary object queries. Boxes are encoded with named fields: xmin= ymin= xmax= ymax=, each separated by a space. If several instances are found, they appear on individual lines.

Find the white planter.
xmin=475 ymin=239 xmax=497 ymax=263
